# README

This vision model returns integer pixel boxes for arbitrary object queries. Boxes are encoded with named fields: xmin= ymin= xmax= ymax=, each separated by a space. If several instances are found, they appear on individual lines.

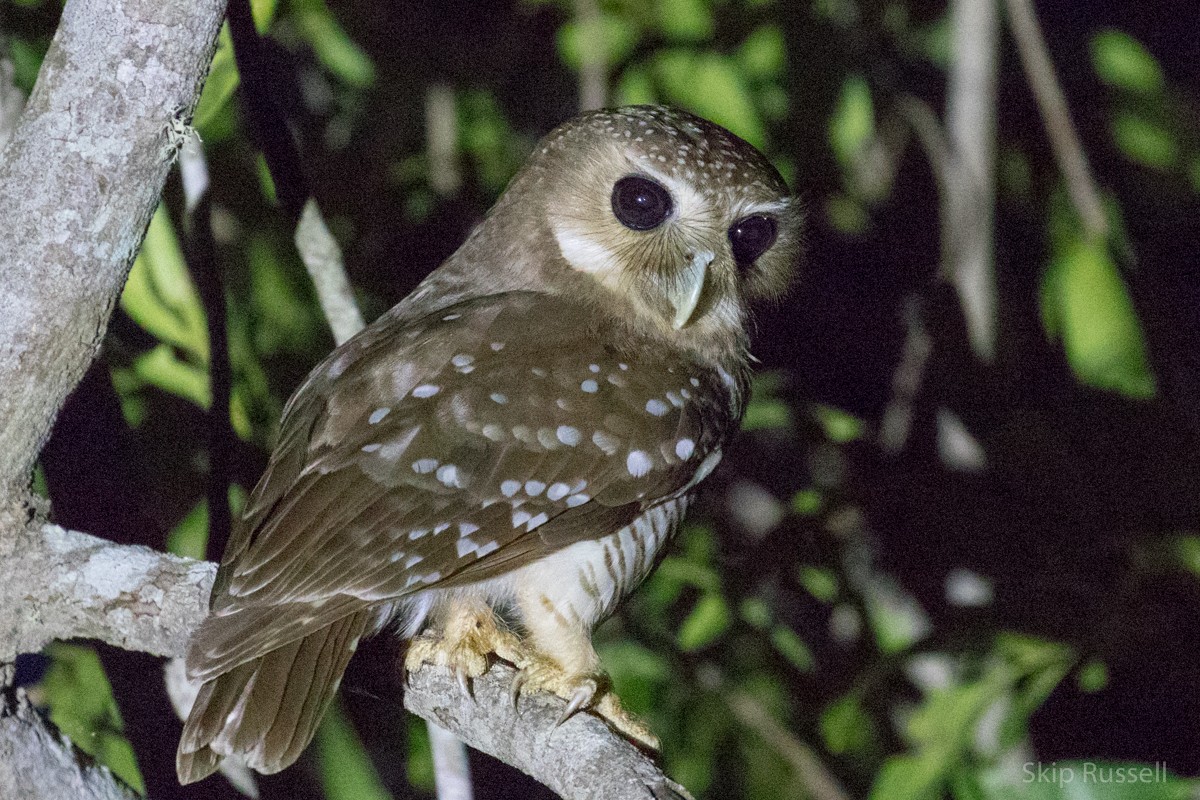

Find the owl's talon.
xmin=509 ymin=670 xmax=527 ymax=709
xmin=455 ymin=667 xmax=473 ymax=700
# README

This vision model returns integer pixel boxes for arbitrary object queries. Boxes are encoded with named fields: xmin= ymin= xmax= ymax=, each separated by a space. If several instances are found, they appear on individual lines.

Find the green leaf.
xmin=791 ymin=488 xmax=824 ymax=517
xmin=133 ymin=344 xmax=212 ymax=408
xmin=738 ymin=25 xmax=785 ymax=81
xmin=654 ymin=49 xmax=766 ymax=148
xmin=316 ymin=700 xmax=393 ymax=800
xmin=770 ymin=626 xmax=814 ymax=670
xmin=557 ymin=14 xmax=638 ymax=71
xmin=122 ymin=205 xmax=209 ymax=363
xmin=38 ymin=644 xmax=144 ymax=794
xmin=658 ymin=0 xmax=713 ymax=42
xmin=830 ymin=75 xmax=874 ymax=167
xmin=812 ymin=403 xmax=863 ymax=442
xmin=677 ymin=593 xmax=731 ymax=650
xmin=406 ymin=716 xmax=435 ymax=792
xmin=1111 ymin=111 xmax=1177 ymax=169
xmin=821 ymin=694 xmax=875 ymax=755
xmin=292 ymin=0 xmax=375 ymax=87
xmin=1091 ymin=30 xmax=1164 ymax=95
xmin=1040 ymin=237 xmax=1156 ymax=398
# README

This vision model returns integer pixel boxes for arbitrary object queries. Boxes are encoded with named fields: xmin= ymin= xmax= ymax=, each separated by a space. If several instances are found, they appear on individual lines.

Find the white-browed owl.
xmin=178 ymin=105 xmax=800 ymax=783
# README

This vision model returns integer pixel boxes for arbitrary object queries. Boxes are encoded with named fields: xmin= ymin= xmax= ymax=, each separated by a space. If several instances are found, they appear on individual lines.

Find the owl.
xmin=177 ymin=105 xmax=800 ymax=783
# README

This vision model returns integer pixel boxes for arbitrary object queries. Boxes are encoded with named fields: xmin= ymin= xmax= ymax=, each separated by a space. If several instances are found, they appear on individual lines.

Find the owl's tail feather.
xmin=176 ymin=609 xmax=372 ymax=785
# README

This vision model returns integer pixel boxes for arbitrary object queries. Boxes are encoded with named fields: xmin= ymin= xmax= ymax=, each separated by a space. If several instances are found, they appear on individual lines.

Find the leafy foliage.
xmin=7 ymin=0 xmax=1200 ymax=798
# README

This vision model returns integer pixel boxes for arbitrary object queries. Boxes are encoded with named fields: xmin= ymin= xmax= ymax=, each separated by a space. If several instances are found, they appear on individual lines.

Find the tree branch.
xmin=0 ymin=0 xmax=226 ymax=498
xmin=0 ymin=523 xmax=213 ymax=665
xmin=404 ymin=664 xmax=693 ymax=800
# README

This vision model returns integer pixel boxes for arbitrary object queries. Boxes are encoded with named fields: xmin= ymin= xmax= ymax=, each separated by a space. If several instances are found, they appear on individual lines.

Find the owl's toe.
xmin=404 ymin=602 xmax=524 ymax=686
xmin=511 ymin=656 xmax=659 ymax=751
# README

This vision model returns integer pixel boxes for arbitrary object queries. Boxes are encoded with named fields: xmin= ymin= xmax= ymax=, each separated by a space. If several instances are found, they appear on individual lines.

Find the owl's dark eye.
xmin=611 ymin=176 xmax=673 ymax=231
xmin=728 ymin=215 xmax=778 ymax=269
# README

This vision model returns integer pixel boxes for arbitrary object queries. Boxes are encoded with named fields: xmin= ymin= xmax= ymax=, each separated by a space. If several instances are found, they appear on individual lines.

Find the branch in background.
xmin=943 ymin=0 xmax=1001 ymax=362
xmin=405 ymin=664 xmax=694 ymax=800
xmin=426 ymin=83 xmax=462 ymax=198
xmin=294 ymin=199 xmax=366 ymax=344
xmin=724 ymin=690 xmax=850 ymax=800
xmin=574 ymin=0 xmax=608 ymax=111
xmin=1004 ymin=0 xmax=1108 ymax=241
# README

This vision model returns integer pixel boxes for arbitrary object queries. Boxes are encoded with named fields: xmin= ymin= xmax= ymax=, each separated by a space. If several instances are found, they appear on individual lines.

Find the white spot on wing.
xmin=413 ymin=384 xmax=440 ymax=398
xmin=458 ymin=522 xmax=480 ymax=538
xmin=645 ymin=399 xmax=670 ymax=416
xmin=525 ymin=480 xmax=546 ymax=496
xmin=362 ymin=443 xmax=382 ymax=453
xmin=627 ymin=450 xmax=653 ymax=477
xmin=676 ymin=438 xmax=696 ymax=459
xmin=369 ymin=408 xmax=390 ymax=424
xmin=412 ymin=458 xmax=438 ymax=474
xmin=592 ymin=430 xmax=620 ymax=454
xmin=547 ymin=482 xmax=570 ymax=501
xmin=490 ymin=392 xmax=508 ymax=404
xmin=581 ymin=379 xmax=599 ymax=393
xmin=557 ymin=425 xmax=581 ymax=446
xmin=500 ymin=480 xmax=521 ymax=497
xmin=566 ymin=493 xmax=590 ymax=507
xmin=436 ymin=464 xmax=462 ymax=487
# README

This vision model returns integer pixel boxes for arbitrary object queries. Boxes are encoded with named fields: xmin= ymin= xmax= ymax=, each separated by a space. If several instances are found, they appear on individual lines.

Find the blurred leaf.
xmin=1111 ymin=111 xmax=1177 ymax=169
xmin=122 ymin=205 xmax=209 ymax=363
xmin=678 ymin=593 xmax=731 ymax=650
xmin=316 ymin=700 xmax=392 ymax=800
xmin=193 ymin=27 xmax=240 ymax=135
xmin=405 ymin=716 xmax=434 ymax=792
xmin=166 ymin=485 xmax=247 ymax=559
xmin=658 ymin=0 xmax=714 ymax=42
xmin=830 ymin=75 xmax=874 ymax=166
xmin=812 ymin=403 xmax=864 ymax=442
xmin=616 ymin=64 xmax=659 ymax=105
xmin=798 ymin=565 xmax=838 ymax=601
xmin=292 ymin=0 xmax=375 ymax=87
xmin=557 ymin=14 xmax=638 ymax=72
xmin=461 ymin=91 xmax=529 ymax=194
xmin=770 ymin=626 xmax=814 ymax=670
xmin=654 ymin=49 xmax=766 ymax=148
xmin=38 ymin=644 xmax=144 ymax=794
xmin=600 ymin=640 xmax=671 ymax=715
xmin=1091 ymin=30 xmax=1164 ymax=95
xmin=791 ymin=488 xmax=824 ymax=516
xmin=248 ymin=235 xmax=323 ymax=357
xmin=738 ymin=25 xmax=785 ymax=81
xmin=1040 ymin=236 xmax=1156 ymax=399
xmin=1077 ymin=659 xmax=1109 ymax=693
xmin=826 ymin=193 xmax=870 ymax=232
xmin=133 ymin=344 xmax=211 ymax=408
xmin=822 ymin=694 xmax=875 ymax=755
xmin=740 ymin=597 xmax=771 ymax=629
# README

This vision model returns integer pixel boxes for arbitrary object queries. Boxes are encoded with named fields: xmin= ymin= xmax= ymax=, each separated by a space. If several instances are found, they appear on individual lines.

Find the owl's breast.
xmin=505 ymin=493 xmax=694 ymax=632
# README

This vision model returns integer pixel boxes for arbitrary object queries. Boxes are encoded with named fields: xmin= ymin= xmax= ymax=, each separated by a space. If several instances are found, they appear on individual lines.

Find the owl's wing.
xmin=189 ymin=291 xmax=740 ymax=680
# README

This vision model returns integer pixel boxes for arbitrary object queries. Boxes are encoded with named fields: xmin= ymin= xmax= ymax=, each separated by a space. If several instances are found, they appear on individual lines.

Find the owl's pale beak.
xmin=671 ymin=251 xmax=713 ymax=329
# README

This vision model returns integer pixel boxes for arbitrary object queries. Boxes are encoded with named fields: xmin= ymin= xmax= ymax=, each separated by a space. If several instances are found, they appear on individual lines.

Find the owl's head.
xmin=505 ymin=105 xmax=800 ymax=350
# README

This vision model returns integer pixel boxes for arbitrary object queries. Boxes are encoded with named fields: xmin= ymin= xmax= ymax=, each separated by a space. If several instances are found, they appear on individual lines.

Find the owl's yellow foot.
xmin=511 ymin=653 xmax=660 ymax=751
xmin=405 ymin=603 xmax=524 ymax=693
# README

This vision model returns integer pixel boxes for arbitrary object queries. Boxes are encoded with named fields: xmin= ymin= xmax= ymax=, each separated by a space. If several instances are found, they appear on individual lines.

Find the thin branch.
xmin=944 ymin=0 xmax=1001 ymax=362
xmin=426 ymin=83 xmax=462 ymax=198
xmin=725 ymin=690 xmax=850 ymax=800
xmin=574 ymin=0 xmax=607 ymax=111
xmin=1004 ymin=0 xmax=1107 ymax=241
xmin=405 ymin=664 xmax=694 ymax=800
xmin=294 ymin=199 xmax=367 ymax=345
